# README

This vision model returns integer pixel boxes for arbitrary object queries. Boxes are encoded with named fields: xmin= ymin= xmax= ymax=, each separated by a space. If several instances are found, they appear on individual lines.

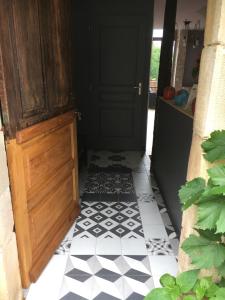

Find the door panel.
xmin=12 ymin=0 xmax=46 ymax=119
xmin=88 ymin=12 xmax=153 ymax=150
xmin=7 ymin=112 xmax=80 ymax=287
xmin=0 ymin=0 xmax=76 ymax=138
xmin=99 ymin=26 xmax=138 ymax=85
xmin=100 ymin=108 xmax=134 ymax=137
xmin=39 ymin=0 xmax=73 ymax=111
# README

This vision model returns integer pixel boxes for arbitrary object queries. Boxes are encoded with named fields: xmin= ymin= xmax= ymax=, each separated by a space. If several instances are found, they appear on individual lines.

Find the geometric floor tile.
xmin=65 ymin=269 xmax=92 ymax=281
xmin=142 ymin=224 xmax=169 ymax=240
xmin=149 ymin=255 xmax=178 ymax=288
xmin=59 ymin=276 xmax=94 ymax=300
xmin=93 ymin=292 xmax=121 ymax=300
xmin=73 ymin=201 xmax=144 ymax=239
xmin=165 ymin=224 xmax=178 ymax=240
xmin=137 ymin=193 xmax=155 ymax=203
xmin=146 ymin=238 xmax=173 ymax=255
xmin=84 ymin=171 xmax=135 ymax=195
xmin=169 ymin=238 xmax=180 ymax=257
xmin=60 ymin=254 xmax=153 ymax=299
xmin=91 ymin=277 xmax=123 ymax=300
xmin=27 ymin=151 xmax=179 ymax=300
xmin=56 ymin=225 xmax=75 ymax=254
xmin=60 ymin=292 xmax=89 ymax=300
xmin=123 ymin=276 xmax=154 ymax=299
xmin=121 ymin=239 xmax=148 ymax=255
xmin=124 ymin=269 xmax=151 ymax=281
xmin=96 ymin=238 xmax=121 ymax=255
xmin=126 ymin=292 xmax=147 ymax=300
xmin=69 ymin=238 xmax=97 ymax=255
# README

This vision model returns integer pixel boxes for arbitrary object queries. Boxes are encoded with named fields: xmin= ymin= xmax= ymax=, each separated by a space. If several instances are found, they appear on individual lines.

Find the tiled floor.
xmin=26 ymin=151 xmax=178 ymax=300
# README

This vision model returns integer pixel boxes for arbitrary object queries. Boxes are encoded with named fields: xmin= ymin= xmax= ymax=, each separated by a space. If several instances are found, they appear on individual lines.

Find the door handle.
xmin=133 ymin=82 xmax=142 ymax=96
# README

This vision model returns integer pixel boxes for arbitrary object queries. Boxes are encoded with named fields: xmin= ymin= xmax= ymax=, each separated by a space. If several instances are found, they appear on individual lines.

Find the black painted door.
xmin=74 ymin=0 xmax=154 ymax=150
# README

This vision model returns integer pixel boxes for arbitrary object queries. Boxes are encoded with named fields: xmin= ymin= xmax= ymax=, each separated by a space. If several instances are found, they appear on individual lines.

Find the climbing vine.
xmin=145 ymin=130 xmax=225 ymax=300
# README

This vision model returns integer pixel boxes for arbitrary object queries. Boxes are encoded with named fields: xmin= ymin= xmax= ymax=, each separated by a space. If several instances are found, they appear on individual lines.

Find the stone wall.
xmin=0 ymin=120 xmax=22 ymax=300
xmin=0 ymin=47 xmax=22 ymax=299
xmin=179 ymin=0 xmax=225 ymax=272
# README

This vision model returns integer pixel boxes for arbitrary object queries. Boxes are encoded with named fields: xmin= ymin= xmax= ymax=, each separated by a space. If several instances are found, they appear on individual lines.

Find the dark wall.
xmin=152 ymin=99 xmax=193 ymax=234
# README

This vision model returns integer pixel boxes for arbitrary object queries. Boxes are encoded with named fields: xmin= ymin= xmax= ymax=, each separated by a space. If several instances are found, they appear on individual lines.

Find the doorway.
xmin=73 ymin=0 xmax=154 ymax=151
xmin=146 ymin=29 xmax=163 ymax=155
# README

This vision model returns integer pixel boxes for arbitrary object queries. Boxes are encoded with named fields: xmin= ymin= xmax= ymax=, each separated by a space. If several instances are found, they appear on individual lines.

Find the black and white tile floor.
xmin=26 ymin=152 xmax=178 ymax=300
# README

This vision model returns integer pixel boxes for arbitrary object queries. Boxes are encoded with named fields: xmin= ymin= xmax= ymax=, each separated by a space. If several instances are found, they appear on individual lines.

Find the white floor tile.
xmin=26 ymin=255 xmax=67 ymax=300
xmin=66 ymin=255 xmax=98 ymax=275
xmin=70 ymin=237 xmax=97 ymax=255
xmin=91 ymin=276 xmax=124 ymax=299
xmin=95 ymin=255 xmax=124 ymax=275
xmin=121 ymin=238 xmax=147 ymax=255
xmin=96 ymin=238 xmax=122 ymax=255
xmin=123 ymin=276 xmax=154 ymax=299
xmin=149 ymin=255 xmax=178 ymax=287
xmin=59 ymin=275 xmax=94 ymax=299
xmin=133 ymin=180 xmax=152 ymax=194
xmin=139 ymin=202 xmax=164 ymax=225
xmin=143 ymin=224 xmax=169 ymax=240
xmin=123 ymin=255 xmax=151 ymax=275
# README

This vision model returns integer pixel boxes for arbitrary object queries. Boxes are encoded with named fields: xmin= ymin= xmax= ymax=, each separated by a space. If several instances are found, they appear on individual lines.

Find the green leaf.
xmin=208 ymin=165 xmax=225 ymax=186
xmin=205 ymin=281 xmax=220 ymax=297
xmin=199 ymin=277 xmax=213 ymax=291
xmin=183 ymin=296 xmax=197 ymax=300
xmin=210 ymin=287 xmax=225 ymax=300
xmin=201 ymin=130 xmax=225 ymax=163
xmin=197 ymin=200 xmax=225 ymax=233
xmin=181 ymin=234 xmax=225 ymax=269
xmin=218 ymin=278 xmax=225 ymax=287
xmin=195 ymin=229 xmax=223 ymax=242
xmin=144 ymin=288 xmax=172 ymax=300
xmin=176 ymin=270 xmax=199 ymax=293
xmin=198 ymin=188 xmax=223 ymax=204
xmin=160 ymin=274 xmax=176 ymax=288
xmin=206 ymin=186 xmax=225 ymax=196
xmin=179 ymin=178 xmax=206 ymax=210
xmin=218 ymin=261 xmax=225 ymax=277
xmin=165 ymin=285 xmax=181 ymax=300
xmin=193 ymin=278 xmax=213 ymax=299
xmin=193 ymin=279 xmax=205 ymax=300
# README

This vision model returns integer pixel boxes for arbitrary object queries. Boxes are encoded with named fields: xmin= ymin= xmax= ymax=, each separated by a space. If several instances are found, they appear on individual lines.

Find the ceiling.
xmin=153 ymin=0 xmax=207 ymax=29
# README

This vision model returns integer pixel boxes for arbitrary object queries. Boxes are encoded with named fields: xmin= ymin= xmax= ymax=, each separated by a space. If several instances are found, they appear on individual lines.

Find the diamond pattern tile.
xmin=27 ymin=151 xmax=179 ymax=300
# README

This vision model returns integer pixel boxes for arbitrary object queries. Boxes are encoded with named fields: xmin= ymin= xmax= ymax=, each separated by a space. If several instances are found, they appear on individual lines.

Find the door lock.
xmin=133 ymin=82 xmax=142 ymax=96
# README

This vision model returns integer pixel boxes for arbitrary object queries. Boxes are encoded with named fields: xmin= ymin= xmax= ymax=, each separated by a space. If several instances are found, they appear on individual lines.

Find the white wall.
xmin=153 ymin=0 xmax=207 ymax=29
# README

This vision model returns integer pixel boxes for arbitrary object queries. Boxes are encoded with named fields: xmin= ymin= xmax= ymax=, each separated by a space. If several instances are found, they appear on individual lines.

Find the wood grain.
xmin=7 ymin=112 xmax=80 ymax=288
xmin=16 ymin=111 xmax=76 ymax=144
xmin=0 ymin=0 xmax=75 ymax=138
xmin=12 ymin=0 xmax=46 ymax=118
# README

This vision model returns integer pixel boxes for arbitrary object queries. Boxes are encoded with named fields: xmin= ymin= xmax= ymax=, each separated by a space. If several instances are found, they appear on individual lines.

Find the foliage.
xmin=150 ymin=45 xmax=161 ymax=80
xmin=145 ymin=130 xmax=225 ymax=300
xmin=145 ymin=271 xmax=222 ymax=300
xmin=201 ymin=131 xmax=225 ymax=163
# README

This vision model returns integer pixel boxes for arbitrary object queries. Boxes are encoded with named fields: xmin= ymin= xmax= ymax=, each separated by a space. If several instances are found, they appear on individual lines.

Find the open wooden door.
xmin=6 ymin=112 xmax=80 ymax=287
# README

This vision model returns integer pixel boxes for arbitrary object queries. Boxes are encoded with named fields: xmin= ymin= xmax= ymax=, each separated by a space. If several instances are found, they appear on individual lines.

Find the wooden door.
xmin=0 ymin=0 xmax=76 ymax=138
xmin=76 ymin=0 xmax=154 ymax=150
xmin=0 ymin=0 xmax=47 ymax=137
xmin=39 ymin=0 xmax=74 ymax=112
xmin=7 ymin=112 xmax=80 ymax=287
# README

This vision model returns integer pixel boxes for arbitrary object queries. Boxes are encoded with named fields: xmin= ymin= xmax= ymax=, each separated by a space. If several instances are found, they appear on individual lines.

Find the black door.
xmin=73 ymin=0 xmax=154 ymax=150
